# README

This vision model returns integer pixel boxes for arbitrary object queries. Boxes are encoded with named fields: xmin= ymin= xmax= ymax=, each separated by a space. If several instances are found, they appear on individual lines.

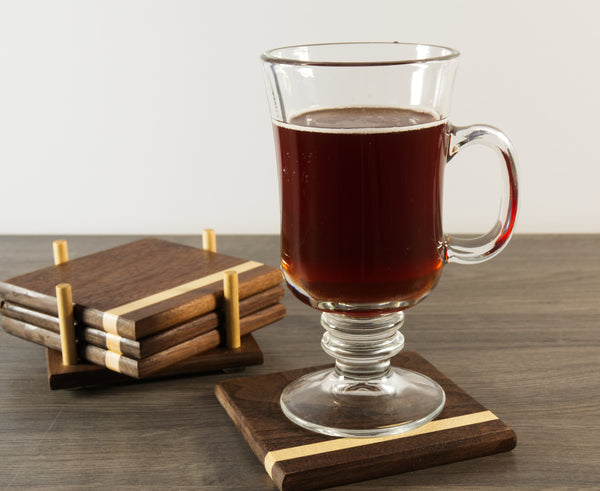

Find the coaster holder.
xmin=51 ymin=231 xmax=241 ymax=368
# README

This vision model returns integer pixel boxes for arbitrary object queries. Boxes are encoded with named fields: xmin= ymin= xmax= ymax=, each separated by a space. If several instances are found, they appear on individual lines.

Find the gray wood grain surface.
xmin=0 ymin=235 xmax=598 ymax=489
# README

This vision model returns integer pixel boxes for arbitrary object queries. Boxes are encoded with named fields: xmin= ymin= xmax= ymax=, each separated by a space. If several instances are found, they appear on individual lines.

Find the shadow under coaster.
xmin=215 ymin=351 xmax=516 ymax=491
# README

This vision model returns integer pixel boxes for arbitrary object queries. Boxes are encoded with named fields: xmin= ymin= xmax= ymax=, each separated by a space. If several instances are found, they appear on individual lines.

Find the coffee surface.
xmin=288 ymin=106 xmax=440 ymax=130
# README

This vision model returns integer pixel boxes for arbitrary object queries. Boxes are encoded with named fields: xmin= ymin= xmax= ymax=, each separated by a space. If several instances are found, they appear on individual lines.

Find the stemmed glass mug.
xmin=262 ymin=43 xmax=518 ymax=438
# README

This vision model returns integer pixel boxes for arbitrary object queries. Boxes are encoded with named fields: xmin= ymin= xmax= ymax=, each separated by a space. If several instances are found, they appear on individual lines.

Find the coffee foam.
xmin=275 ymin=107 xmax=447 ymax=134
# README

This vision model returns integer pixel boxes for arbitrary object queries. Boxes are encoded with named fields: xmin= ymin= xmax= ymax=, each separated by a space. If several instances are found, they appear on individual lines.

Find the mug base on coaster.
xmin=280 ymin=312 xmax=445 ymax=437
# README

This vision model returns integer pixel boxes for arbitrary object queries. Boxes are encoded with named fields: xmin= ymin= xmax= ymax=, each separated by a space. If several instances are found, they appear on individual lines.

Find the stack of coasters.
xmin=0 ymin=238 xmax=285 ymax=381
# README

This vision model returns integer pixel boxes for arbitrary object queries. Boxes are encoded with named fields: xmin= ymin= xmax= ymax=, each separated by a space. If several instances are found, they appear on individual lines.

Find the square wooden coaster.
xmin=46 ymin=333 xmax=263 ymax=390
xmin=215 ymin=351 xmax=516 ymax=491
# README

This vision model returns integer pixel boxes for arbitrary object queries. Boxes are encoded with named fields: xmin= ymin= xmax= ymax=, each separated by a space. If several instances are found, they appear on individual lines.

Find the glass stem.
xmin=320 ymin=312 xmax=405 ymax=379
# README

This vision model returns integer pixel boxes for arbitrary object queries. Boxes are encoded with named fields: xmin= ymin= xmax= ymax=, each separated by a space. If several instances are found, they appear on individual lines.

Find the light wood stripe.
xmin=104 ymin=333 xmax=122 ymax=354
xmin=264 ymin=410 xmax=498 ymax=478
xmin=102 ymin=313 xmax=119 ymax=335
xmin=105 ymin=351 xmax=121 ymax=372
xmin=101 ymin=260 xmax=262 ymax=332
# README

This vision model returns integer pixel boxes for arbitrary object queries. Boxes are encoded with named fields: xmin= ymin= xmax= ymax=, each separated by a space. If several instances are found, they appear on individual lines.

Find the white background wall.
xmin=0 ymin=0 xmax=598 ymax=234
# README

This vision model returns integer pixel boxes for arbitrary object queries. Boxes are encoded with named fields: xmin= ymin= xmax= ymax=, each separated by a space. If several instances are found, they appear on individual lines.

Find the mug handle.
xmin=445 ymin=124 xmax=519 ymax=264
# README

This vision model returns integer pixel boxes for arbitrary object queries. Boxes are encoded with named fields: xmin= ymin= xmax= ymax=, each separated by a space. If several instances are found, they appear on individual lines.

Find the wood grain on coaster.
xmin=2 ymin=303 xmax=285 ymax=378
xmin=0 ymin=238 xmax=283 ymax=339
xmin=0 ymin=284 xmax=284 ymax=359
xmin=215 ymin=351 xmax=516 ymax=491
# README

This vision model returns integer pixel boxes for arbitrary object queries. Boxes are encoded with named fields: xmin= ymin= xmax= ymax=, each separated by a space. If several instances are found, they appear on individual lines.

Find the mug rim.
xmin=261 ymin=42 xmax=460 ymax=67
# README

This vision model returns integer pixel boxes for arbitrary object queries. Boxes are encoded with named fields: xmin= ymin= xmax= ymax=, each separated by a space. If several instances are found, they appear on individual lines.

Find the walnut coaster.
xmin=45 ymin=333 xmax=263 ymax=390
xmin=215 ymin=351 xmax=516 ymax=491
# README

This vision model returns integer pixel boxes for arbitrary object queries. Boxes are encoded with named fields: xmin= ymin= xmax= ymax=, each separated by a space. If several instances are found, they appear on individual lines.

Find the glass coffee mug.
xmin=262 ymin=43 xmax=518 ymax=437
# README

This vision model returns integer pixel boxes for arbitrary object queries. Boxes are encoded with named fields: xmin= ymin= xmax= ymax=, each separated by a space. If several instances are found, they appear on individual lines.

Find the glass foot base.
xmin=280 ymin=366 xmax=445 ymax=438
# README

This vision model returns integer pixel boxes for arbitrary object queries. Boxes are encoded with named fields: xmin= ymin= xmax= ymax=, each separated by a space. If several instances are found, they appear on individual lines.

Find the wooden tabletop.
xmin=0 ymin=235 xmax=598 ymax=489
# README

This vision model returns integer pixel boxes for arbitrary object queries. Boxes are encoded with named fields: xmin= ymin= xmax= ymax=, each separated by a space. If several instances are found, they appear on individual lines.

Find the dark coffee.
xmin=274 ymin=107 xmax=448 ymax=311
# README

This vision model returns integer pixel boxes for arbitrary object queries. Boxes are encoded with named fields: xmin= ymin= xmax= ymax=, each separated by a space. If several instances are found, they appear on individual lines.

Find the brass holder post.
xmin=202 ymin=229 xmax=240 ymax=349
xmin=52 ymin=240 xmax=77 ymax=366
